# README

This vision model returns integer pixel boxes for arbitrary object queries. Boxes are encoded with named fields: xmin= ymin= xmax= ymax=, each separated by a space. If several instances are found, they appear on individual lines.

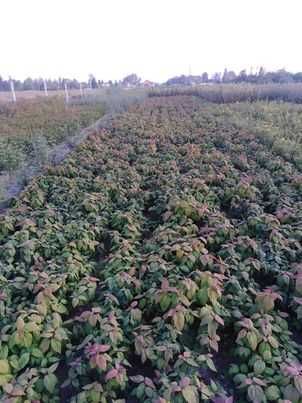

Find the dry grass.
xmin=0 ymin=90 xmax=77 ymax=103
xmin=0 ymin=88 xmax=116 ymax=103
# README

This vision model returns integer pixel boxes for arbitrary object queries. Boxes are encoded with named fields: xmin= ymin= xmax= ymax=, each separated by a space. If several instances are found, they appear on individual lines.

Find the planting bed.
xmin=0 ymin=96 xmax=302 ymax=402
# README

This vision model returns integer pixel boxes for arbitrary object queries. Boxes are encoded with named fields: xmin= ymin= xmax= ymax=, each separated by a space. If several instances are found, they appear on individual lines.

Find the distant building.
xmin=142 ymin=80 xmax=155 ymax=88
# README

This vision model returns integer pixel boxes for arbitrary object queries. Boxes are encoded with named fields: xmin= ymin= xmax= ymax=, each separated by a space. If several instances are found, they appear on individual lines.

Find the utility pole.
xmin=43 ymin=79 xmax=48 ymax=96
xmin=10 ymin=77 xmax=16 ymax=103
xmin=64 ymin=82 xmax=69 ymax=104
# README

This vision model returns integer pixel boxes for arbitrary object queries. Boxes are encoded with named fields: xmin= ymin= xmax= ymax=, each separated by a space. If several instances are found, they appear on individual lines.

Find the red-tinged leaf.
xmin=171 ymin=382 xmax=181 ymax=392
xmin=144 ymin=377 xmax=155 ymax=389
xmin=253 ymin=377 xmax=267 ymax=386
xmin=161 ymin=278 xmax=169 ymax=290
xmin=130 ymin=375 xmax=144 ymax=383
xmin=214 ymin=314 xmax=224 ymax=326
xmin=212 ymin=396 xmax=234 ymax=403
xmin=9 ymin=386 xmax=25 ymax=397
xmin=95 ymin=354 xmax=107 ymax=371
xmin=105 ymin=368 xmax=118 ymax=381
xmin=179 ymin=377 xmax=190 ymax=388
xmin=98 ymin=344 xmax=110 ymax=353
xmin=268 ymin=335 xmax=279 ymax=349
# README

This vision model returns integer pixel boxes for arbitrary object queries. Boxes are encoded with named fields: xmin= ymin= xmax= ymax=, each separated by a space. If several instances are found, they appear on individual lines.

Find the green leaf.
xmin=268 ymin=336 xmax=279 ymax=349
xmin=294 ymin=374 xmax=302 ymax=395
xmin=159 ymin=295 xmax=170 ymax=312
xmin=32 ymin=348 xmax=43 ymax=358
xmin=19 ymin=353 xmax=30 ymax=370
xmin=247 ymin=331 xmax=258 ymax=351
xmin=40 ymin=338 xmax=50 ymax=353
xmin=206 ymin=357 xmax=217 ymax=372
xmin=182 ymin=385 xmax=199 ymax=403
xmin=253 ymin=360 xmax=265 ymax=375
xmin=51 ymin=338 xmax=62 ymax=353
xmin=23 ymin=332 xmax=33 ymax=348
xmin=173 ymin=311 xmax=185 ymax=331
xmin=0 ymin=360 xmax=10 ymax=374
xmin=196 ymin=288 xmax=208 ymax=306
xmin=265 ymin=385 xmax=280 ymax=401
xmin=184 ymin=357 xmax=199 ymax=367
xmin=9 ymin=355 xmax=19 ymax=370
xmin=0 ymin=374 xmax=13 ymax=386
xmin=52 ymin=303 xmax=67 ymax=314
xmin=135 ymin=383 xmax=145 ymax=399
xmin=44 ymin=373 xmax=58 ymax=393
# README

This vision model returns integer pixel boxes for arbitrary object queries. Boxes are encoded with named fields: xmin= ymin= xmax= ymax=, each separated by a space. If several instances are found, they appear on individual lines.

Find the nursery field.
xmin=0 ymin=97 xmax=104 ymax=174
xmin=1 ymin=95 xmax=302 ymax=402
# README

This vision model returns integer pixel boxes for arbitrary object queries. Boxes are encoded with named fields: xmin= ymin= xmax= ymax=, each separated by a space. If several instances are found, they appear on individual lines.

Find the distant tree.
xmin=236 ymin=69 xmax=248 ymax=82
xmin=23 ymin=77 xmax=33 ymax=90
xmin=201 ymin=72 xmax=209 ymax=83
xmin=0 ymin=76 xmax=9 ymax=91
xmin=258 ymin=66 xmax=265 ymax=77
xmin=122 ymin=74 xmax=141 ymax=87
xmin=222 ymin=69 xmax=237 ymax=83
xmin=58 ymin=77 xmax=63 ymax=89
xmin=166 ymin=75 xmax=201 ymax=86
xmin=294 ymin=72 xmax=302 ymax=82
xmin=212 ymin=72 xmax=221 ymax=83
xmin=255 ymin=67 xmax=266 ymax=83
xmin=88 ymin=74 xmax=98 ymax=89
xmin=13 ymin=80 xmax=23 ymax=91
xmin=274 ymin=69 xmax=294 ymax=83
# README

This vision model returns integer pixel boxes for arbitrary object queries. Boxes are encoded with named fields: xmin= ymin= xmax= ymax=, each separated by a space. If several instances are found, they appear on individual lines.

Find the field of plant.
xmin=0 ymin=95 xmax=302 ymax=402
xmin=0 ymin=97 xmax=104 ymax=174
xmin=150 ymin=83 xmax=302 ymax=104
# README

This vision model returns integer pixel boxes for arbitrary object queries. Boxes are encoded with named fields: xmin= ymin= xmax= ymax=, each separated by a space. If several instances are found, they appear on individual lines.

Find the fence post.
xmin=43 ymin=79 xmax=48 ymax=96
xmin=80 ymin=82 xmax=84 ymax=97
xmin=10 ymin=78 xmax=16 ymax=103
xmin=64 ymin=82 xmax=69 ymax=104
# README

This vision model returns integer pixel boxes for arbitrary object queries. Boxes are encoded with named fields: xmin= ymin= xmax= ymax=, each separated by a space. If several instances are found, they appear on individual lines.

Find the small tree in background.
xmin=122 ymin=74 xmax=141 ymax=87
xmin=201 ymin=72 xmax=209 ymax=83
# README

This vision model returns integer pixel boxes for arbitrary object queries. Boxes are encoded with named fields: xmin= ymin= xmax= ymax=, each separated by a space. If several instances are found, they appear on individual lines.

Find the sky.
xmin=0 ymin=0 xmax=301 ymax=83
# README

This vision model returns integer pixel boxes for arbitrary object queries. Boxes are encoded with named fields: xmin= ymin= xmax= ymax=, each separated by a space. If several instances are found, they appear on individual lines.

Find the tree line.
xmin=2 ymin=69 xmax=302 ymax=91
xmin=166 ymin=68 xmax=302 ymax=86
xmin=0 ymin=73 xmax=145 ymax=91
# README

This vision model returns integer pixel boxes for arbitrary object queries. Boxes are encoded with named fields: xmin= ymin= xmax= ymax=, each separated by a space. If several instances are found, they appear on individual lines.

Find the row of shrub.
xmin=149 ymin=83 xmax=302 ymax=104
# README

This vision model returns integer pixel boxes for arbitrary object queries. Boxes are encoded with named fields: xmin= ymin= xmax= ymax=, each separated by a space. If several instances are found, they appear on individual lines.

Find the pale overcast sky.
xmin=0 ymin=0 xmax=301 ymax=82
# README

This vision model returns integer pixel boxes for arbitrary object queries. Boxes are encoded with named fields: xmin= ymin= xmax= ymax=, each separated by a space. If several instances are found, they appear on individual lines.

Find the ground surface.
xmin=0 ymin=96 xmax=302 ymax=402
xmin=0 ymin=90 xmax=84 ymax=103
